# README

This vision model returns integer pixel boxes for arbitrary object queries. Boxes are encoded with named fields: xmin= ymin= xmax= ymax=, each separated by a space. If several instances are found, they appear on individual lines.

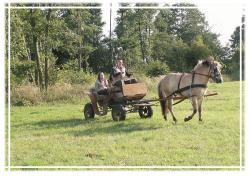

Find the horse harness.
xmin=171 ymin=70 xmax=211 ymax=98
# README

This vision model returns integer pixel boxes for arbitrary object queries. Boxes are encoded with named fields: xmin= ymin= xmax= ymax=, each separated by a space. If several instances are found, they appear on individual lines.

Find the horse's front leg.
xmin=197 ymin=97 xmax=203 ymax=121
xmin=184 ymin=97 xmax=198 ymax=122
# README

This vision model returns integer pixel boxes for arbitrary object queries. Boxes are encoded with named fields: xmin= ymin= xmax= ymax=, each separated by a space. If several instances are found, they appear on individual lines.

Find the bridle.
xmin=192 ymin=62 xmax=222 ymax=84
xmin=192 ymin=71 xmax=211 ymax=78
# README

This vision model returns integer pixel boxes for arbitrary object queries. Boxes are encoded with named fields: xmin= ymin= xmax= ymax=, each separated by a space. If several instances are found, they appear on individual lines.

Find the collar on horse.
xmin=174 ymin=70 xmax=210 ymax=97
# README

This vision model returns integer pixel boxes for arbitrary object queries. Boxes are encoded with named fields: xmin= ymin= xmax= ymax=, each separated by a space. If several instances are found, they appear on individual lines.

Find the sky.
xmin=101 ymin=0 xmax=243 ymax=46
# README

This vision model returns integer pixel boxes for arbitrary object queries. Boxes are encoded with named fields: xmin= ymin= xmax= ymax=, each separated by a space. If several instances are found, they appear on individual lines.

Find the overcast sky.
xmin=101 ymin=0 xmax=243 ymax=46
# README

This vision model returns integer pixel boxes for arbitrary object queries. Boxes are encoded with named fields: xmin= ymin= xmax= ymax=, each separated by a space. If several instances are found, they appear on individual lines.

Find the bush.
xmin=10 ymin=59 xmax=35 ymax=85
xmin=222 ymin=74 xmax=234 ymax=82
xmin=44 ymin=83 xmax=87 ymax=103
xmin=57 ymin=69 xmax=96 ymax=85
xmin=12 ymin=85 xmax=42 ymax=106
xmin=145 ymin=60 xmax=169 ymax=77
xmin=11 ymin=83 xmax=90 ymax=106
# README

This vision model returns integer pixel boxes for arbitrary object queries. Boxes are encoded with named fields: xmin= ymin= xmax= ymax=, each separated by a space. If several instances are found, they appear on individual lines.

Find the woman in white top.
xmin=93 ymin=72 xmax=109 ymax=115
xmin=95 ymin=72 xmax=109 ymax=95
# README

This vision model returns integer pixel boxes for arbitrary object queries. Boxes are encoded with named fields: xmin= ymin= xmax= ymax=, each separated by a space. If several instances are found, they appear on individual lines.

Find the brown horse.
xmin=158 ymin=56 xmax=223 ymax=123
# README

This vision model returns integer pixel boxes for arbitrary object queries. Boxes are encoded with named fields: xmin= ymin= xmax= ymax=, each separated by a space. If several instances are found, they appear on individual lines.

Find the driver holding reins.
xmin=109 ymin=58 xmax=132 ymax=86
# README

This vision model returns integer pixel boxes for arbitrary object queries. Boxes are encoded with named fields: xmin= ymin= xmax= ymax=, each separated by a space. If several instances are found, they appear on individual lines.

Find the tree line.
xmin=8 ymin=3 xmax=243 ymax=92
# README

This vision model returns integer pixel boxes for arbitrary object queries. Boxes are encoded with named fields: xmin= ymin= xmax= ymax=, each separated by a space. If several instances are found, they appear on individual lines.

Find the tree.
xmin=151 ymin=32 xmax=189 ymax=71
xmin=9 ymin=3 xmax=113 ymax=93
xmin=202 ymin=31 xmax=224 ymax=59
xmin=86 ymin=8 xmax=106 ymax=72
xmin=114 ymin=7 xmax=141 ymax=64
xmin=154 ymin=6 xmax=172 ymax=34
xmin=186 ymin=35 xmax=212 ymax=68
xmin=114 ymin=4 xmax=157 ymax=64
xmin=57 ymin=8 xmax=105 ymax=72
xmin=29 ymin=9 xmax=44 ymax=90
xmin=10 ymin=10 xmax=30 ymax=60
xmin=230 ymin=26 xmax=240 ymax=49
xmin=224 ymin=18 xmax=244 ymax=81
xmin=170 ymin=3 xmax=209 ymax=45
xmin=44 ymin=8 xmax=51 ymax=91
xmin=152 ymin=4 xmax=220 ymax=71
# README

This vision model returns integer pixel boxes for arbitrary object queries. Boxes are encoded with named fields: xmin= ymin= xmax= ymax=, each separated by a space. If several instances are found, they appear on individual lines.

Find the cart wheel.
xmin=111 ymin=105 xmax=126 ymax=121
xmin=84 ymin=103 xmax=95 ymax=120
xmin=139 ymin=105 xmax=153 ymax=118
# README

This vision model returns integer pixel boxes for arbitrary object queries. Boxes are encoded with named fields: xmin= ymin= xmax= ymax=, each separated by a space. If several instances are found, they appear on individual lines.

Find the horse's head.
xmin=202 ymin=57 xmax=223 ymax=83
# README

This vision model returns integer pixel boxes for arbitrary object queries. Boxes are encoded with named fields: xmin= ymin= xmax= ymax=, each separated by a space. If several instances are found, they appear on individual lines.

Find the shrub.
xmin=10 ymin=59 xmax=35 ymax=85
xmin=11 ymin=83 xmax=90 ymax=106
xmin=222 ymin=74 xmax=234 ymax=82
xmin=145 ymin=60 xmax=170 ymax=77
xmin=12 ymin=85 xmax=42 ymax=106
xmin=57 ymin=69 xmax=96 ymax=85
xmin=45 ymin=83 xmax=87 ymax=103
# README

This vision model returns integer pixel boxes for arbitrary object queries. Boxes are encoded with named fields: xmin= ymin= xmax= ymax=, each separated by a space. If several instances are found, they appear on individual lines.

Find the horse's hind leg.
xmin=159 ymin=98 xmax=168 ymax=120
xmin=163 ymin=99 xmax=169 ymax=120
xmin=164 ymin=108 xmax=169 ymax=121
xmin=158 ymin=85 xmax=168 ymax=121
xmin=184 ymin=97 xmax=198 ymax=122
xmin=168 ymin=98 xmax=177 ymax=123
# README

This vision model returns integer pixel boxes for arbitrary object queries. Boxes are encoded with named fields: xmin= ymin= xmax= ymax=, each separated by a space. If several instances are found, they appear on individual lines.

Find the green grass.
xmin=9 ymin=81 xmax=242 ymax=167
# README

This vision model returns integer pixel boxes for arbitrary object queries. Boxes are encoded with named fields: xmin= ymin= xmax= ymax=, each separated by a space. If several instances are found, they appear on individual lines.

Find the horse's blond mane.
xmin=193 ymin=56 xmax=216 ymax=71
xmin=193 ymin=60 xmax=203 ymax=70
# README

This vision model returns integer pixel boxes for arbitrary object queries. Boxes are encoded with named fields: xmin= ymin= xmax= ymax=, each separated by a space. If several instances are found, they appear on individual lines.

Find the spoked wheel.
xmin=138 ymin=105 xmax=153 ymax=118
xmin=111 ymin=104 xmax=126 ymax=121
xmin=84 ymin=103 xmax=95 ymax=120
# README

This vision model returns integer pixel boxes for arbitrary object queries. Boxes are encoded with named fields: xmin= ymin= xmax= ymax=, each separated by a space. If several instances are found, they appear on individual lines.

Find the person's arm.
xmin=105 ymin=80 xmax=109 ymax=88
xmin=112 ymin=67 xmax=121 ymax=77
xmin=125 ymin=70 xmax=132 ymax=77
xmin=95 ymin=80 xmax=100 ymax=91
xmin=114 ymin=72 xmax=121 ymax=76
xmin=124 ymin=67 xmax=132 ymax=77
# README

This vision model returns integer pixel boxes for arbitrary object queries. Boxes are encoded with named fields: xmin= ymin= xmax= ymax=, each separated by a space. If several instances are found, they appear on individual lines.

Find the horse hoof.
xmin=184 ymin=117 xmax=191 ymax=122
xmin=172 ymin=120 xmax=177 ymax=125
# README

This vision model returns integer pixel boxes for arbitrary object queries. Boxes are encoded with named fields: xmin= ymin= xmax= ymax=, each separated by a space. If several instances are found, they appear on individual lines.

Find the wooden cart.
xmin=84 ymin=79 xmax=154 ymax=121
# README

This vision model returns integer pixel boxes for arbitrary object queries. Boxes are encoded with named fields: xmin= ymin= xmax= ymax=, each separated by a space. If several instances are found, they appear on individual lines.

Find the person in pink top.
xmin=109 ymin=58 xmax=132 ymax=86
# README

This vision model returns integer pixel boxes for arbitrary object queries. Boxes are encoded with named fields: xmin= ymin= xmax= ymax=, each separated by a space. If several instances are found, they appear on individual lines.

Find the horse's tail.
xmin=158 ymin=81 xmax=167 ymax=120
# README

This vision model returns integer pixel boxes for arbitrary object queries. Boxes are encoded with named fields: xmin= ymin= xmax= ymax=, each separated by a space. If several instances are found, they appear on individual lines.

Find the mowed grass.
xmin=9 ymin=81 xmax=242 ymax=167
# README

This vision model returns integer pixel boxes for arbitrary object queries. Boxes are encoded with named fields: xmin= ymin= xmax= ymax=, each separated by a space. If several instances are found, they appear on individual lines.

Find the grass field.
xmin=9 ymin=81 xmax=243 ymax=168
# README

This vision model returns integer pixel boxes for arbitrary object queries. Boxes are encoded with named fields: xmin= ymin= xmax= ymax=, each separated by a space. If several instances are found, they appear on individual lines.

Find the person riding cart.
xmin=109 ymin=58 xmax=133 ymax=87
xmin=95 ymin=72 xmax=109 ymax=96
xmin=88 ymin=72 xmax=110 ymax=115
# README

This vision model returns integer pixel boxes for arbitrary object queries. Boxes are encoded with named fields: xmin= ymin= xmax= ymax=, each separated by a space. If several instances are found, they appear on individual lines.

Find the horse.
xmin=157 ymin=56 xmax=223 ymax=123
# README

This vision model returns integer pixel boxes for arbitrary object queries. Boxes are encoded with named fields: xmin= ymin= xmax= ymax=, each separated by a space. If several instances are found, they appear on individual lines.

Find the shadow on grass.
xmin=12 ymin=116 xmax=161 ymax=135
xmin=35 ymin=118 xmax=86 ymax=129
xmin=12 ymin=118 xmax=86 ymax=129
xmin=70 ymin=122 xmax=161 ymax=136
